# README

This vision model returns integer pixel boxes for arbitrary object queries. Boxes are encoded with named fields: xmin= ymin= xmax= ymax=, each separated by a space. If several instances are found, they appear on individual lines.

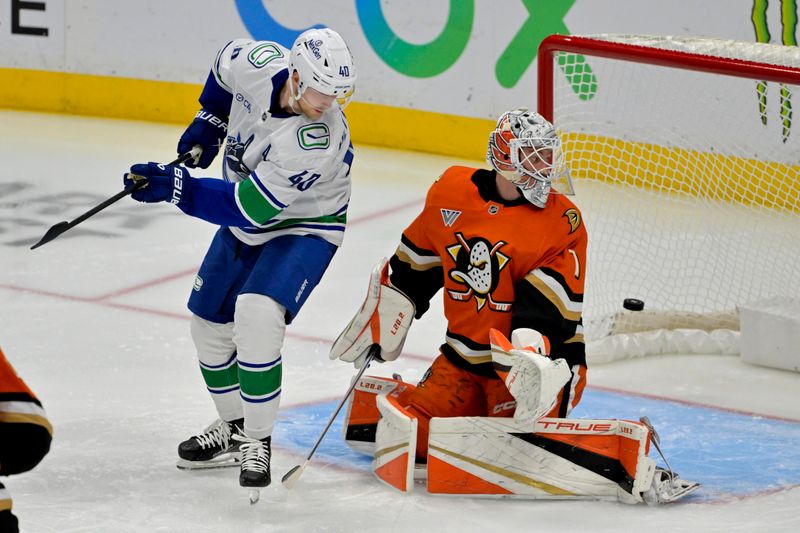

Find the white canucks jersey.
xmin=211 ymin=39 xmax=354 ymax=246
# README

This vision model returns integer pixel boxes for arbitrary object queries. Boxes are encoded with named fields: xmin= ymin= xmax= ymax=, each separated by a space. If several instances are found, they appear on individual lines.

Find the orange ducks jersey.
xmin=0 ymin=347 xmax=52 ymax=435
xmin=389 ymin=167 xmax=587 ymax=403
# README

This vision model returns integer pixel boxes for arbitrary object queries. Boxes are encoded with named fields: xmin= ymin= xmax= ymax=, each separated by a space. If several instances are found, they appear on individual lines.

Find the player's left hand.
xmin=124 ymin=162 xmax=192 ymax=204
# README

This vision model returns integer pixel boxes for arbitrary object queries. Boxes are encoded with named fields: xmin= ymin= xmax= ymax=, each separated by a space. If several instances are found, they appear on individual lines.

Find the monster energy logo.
xmin=752 ymin=0 xmax=798 ymax=142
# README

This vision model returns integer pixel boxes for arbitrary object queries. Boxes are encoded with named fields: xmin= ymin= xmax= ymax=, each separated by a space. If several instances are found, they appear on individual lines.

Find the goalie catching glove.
xmin=330 ymin=258 xmax=415 ymax=368
xmin=489 ymin=328 xmax=572 ymax=422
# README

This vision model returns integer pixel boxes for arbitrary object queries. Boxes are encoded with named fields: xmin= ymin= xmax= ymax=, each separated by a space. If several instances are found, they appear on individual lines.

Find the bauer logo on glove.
xmin=489 ymin=328 xmax=572 ymax=422
xmin=124 ymin=162 xmax=192 ymax=205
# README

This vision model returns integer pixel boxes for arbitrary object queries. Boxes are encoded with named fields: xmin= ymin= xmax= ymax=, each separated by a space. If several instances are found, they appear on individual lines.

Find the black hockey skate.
xmin=176 ymin=418 xmax=243 ymax=470
xmin=234 ymin=434 xmax=271 ymax=504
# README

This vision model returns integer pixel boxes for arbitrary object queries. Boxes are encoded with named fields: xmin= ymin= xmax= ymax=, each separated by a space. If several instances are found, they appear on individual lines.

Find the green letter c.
xmin=356 ymin=0 xmax=474 ymax=78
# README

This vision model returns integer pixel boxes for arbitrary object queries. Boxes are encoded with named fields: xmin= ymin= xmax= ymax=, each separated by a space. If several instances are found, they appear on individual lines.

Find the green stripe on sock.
xmin=200 ymin=362 xmax=240 ymax=389
xmin=237 ymin=180 xmax=282 ymax=224
xmin=238 ymin=363 xmax=282 ymax=396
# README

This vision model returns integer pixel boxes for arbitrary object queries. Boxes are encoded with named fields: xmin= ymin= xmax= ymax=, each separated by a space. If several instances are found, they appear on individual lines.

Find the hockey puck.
xmin=623 ymin=298 xmax=645 ymax=311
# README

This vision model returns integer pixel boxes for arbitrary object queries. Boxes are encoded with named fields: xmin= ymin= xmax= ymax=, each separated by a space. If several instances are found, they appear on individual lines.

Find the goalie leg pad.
xmin=343 ymin=375 xmax=416 ymax=454
xmin=373 ymin=395 xmax=418 ymax=493
xmin=427 ymin=416 xmax=655 ymax=503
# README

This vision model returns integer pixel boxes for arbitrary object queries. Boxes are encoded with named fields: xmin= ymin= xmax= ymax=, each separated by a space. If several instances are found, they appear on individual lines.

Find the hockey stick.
xmin=30 ymin=146 xmax=202 ymax=250
xmin=281 ymin=344 xmax=379 ymax=490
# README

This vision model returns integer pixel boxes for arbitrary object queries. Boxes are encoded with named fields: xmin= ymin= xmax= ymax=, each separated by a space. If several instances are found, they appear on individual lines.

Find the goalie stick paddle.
xmin=30 ymin=146 xmax=202 ymax=250
xmin=281 ymin=345 xmax=380 ymax=490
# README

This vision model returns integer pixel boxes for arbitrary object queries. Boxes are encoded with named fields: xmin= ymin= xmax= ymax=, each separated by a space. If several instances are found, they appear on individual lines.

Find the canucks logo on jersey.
xmin=224 ymin=133 xmax=255 ymax=181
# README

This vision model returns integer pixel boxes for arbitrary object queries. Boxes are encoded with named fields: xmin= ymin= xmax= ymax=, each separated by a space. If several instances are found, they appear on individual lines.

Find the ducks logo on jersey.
xmin=446 ymin=232 xmax=512 ymax=312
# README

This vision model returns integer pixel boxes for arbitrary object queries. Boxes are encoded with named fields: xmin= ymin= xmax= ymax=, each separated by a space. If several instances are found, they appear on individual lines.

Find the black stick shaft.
xmin=305 ymin=346 xmax=378 ymax=461
xmin=31 ymin=150 xmax=196 ymax=250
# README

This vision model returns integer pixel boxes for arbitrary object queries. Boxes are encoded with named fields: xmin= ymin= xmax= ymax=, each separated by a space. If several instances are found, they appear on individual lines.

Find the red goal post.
xmin=536 ymin=34 xmax=800 ymax=362
xmin=538 ymin=34 xmax=800 ymax=122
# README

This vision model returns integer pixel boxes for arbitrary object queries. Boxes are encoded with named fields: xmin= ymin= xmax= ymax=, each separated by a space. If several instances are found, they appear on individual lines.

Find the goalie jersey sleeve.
xmin=389 ymin=167 xmax=587 ymax=378
xmin=0 ymin=347 xmax=52 ymax=476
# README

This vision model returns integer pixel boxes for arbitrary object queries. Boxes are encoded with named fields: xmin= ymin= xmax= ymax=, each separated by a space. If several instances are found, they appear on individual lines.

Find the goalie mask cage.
xmin=537 ymin=34 xmax=800 ymax=360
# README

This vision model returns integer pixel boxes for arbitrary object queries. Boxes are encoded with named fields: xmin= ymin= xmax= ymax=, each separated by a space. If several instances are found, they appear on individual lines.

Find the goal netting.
xmin=538 ymin=34 xmax=800 ymax=362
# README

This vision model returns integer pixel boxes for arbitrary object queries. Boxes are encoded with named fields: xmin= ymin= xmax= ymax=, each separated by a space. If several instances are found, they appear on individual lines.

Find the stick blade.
xmin=639 ymin=416 xmax=661 ymax=446
xmin=30 ymin=221 xmax=71 ymax=250
xmin=281 ymin=464 xmax=305 ymax=490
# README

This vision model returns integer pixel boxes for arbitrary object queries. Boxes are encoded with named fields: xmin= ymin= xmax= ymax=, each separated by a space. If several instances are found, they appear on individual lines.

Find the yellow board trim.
xmin=8 ymin=66 xmax=796 ymax=202
xmin=0 ymin=67 xmax=493 ymax=160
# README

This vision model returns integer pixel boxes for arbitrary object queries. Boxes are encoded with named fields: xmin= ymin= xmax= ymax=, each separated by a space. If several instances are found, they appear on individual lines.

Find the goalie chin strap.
xmin=281 ymin=344 xmax=380 ymax=489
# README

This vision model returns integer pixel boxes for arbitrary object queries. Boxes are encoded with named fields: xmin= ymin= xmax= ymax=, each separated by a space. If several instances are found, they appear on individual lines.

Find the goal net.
xmin=537 ymin=34 xmax=800 ymax=361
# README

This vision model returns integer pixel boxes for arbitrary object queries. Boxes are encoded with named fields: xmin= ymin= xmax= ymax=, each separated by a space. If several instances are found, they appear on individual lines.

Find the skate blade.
xmin=249 ymin=488 xmax=260 ymax=505
xmin=176 ymin=452 xmax=241 ymax=470
xmin=648 ymin=480 xmax=701 ymax=505
xmin=666 ymin=480 xmax=701 ymax=502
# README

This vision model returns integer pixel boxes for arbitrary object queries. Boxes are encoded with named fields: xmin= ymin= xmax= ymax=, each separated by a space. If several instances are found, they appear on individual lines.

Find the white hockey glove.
xmin=489 ymin=328 xmax=572 ymax=422
xmin=330 ymin=258 xmax=415 ymax=369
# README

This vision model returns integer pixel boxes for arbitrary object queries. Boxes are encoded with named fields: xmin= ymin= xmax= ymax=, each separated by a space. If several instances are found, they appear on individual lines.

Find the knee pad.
xmin=233 ymin=294 xmax=286 ymax=363
xmin=343 ymin=375 xmax=416 ymax=454
xmin=190 ymin=314 xmax=235 ymax=367
xmin=374 ymin=395 xmax=418 ymax=493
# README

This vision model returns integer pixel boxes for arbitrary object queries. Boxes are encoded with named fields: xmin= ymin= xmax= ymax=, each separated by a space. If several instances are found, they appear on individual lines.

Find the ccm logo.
xmin=492 ymin=401 xmax=516 ymax=414
xmin=538 ymin=421 xmax=613 ymax=432
xmin=170 ymin=167 xmax=184 ymax=204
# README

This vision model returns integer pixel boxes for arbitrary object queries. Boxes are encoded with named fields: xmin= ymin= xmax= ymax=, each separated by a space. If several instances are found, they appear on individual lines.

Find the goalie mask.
xmin=487 ymin=108 xmax=573 ymax=208
xmin=289 ymin=28 xmax=357 ymax=112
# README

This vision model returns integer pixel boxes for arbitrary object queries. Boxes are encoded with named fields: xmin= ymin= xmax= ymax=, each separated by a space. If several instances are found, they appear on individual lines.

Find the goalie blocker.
xmin=330 ymin=258 xmax=415 ymax=368
xmin=343 ymin=375 xmax=699 ymax=504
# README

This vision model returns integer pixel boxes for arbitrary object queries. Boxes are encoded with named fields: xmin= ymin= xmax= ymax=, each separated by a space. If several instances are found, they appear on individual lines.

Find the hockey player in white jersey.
xmin=122 ymin=28 xmax=356 ymax=499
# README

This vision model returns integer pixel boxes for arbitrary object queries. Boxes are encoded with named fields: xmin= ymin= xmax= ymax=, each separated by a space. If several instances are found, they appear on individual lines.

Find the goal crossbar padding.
xmin=373 ymin=394 xmax=418 ymax=493
xmin=426 ymin=416 xmax=653 ymax=503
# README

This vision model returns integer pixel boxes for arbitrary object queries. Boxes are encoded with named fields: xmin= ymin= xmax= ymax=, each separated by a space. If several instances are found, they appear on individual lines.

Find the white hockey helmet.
xmin=487 ymin=108 xmax=573 ymax=208
xmin=289 ymin=28 xmax=356 ymax=109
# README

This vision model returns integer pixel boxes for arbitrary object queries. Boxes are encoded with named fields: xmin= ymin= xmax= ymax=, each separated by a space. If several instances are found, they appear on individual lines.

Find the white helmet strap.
xmin=287 ymin=73 xmax=303 ymax=113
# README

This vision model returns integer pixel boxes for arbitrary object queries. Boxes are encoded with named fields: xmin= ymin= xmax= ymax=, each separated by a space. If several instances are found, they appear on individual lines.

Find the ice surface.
xmin=1 ymin=111 xmax=798 ymax=532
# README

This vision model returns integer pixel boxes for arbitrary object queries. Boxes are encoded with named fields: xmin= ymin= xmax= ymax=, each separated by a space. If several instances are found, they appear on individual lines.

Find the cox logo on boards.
xmin=2 ymin=0 xmax=48 ymax=36
xmin=233 ymin=0 xmax=591 ymax=90
xmin=234 ymin=0 xmax=798 ymax=139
